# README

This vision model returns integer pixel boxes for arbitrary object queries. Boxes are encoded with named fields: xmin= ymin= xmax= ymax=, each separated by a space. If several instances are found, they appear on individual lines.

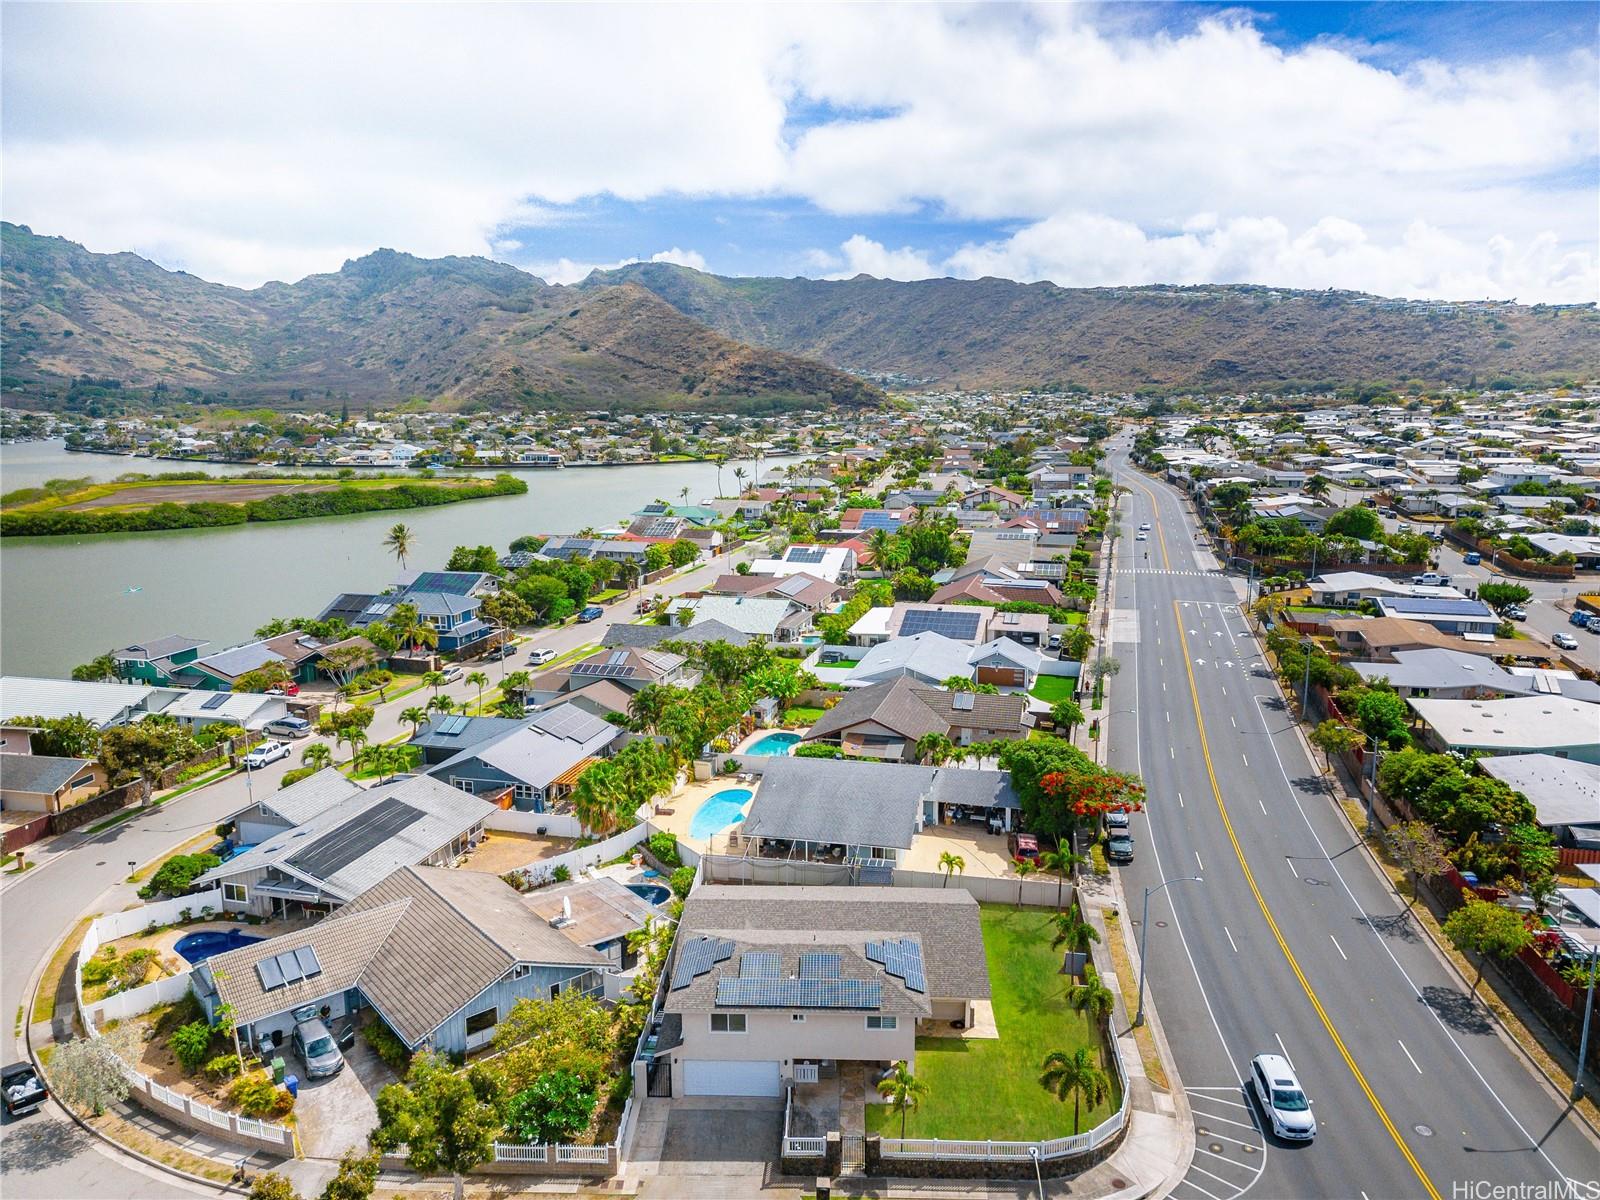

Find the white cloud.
xmin=2 ymin=4 xmax=1593 ymax=300
xmin=527 ymin=248 xmax=711 ymax=286
xmin=649 ymin=247 xmax=708 ymax=272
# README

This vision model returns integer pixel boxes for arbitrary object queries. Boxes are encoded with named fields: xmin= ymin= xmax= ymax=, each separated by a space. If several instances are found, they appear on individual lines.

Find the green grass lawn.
xmin=783 ymin=704 xmax=827 ymax=724
xmin=864 ymin=905 xmax=1118 ymax=1141
xmin=1028 ymin=675 xmax=1079 ymax=704
xmin=590 ymin=588 xmax=625 ymax=605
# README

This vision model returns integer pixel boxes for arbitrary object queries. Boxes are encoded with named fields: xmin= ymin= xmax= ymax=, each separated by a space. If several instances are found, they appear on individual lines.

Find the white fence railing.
xmin=793 ymin=1063 xmax=819 ymax=1083
xmin=491 ymin=1141 xmax=548 ymax=1162
xmin=74 ymin=896 xmax=295 ymax=1155
xmin=701 ymin=854 xmax=1073 ymax=908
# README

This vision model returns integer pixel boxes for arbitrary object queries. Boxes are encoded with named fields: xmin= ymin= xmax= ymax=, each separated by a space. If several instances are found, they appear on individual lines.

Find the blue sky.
xmin=5 ymin=3 xmax=1595 ymax=301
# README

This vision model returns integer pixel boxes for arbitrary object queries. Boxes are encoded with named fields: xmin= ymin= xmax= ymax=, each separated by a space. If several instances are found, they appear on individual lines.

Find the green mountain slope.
xmin=0 ymin=224 xmax=884 ymax=412
xmin=585 ymin=262 xmax=1600 ymax=391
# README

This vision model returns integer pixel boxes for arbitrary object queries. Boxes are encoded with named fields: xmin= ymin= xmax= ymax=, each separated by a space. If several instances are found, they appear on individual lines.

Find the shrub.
xmin=551 ymin=864 xmax=572 ymax=883
xmin=229 ymin=1070 xmax=294 ymax=1118
xmin=504 ymin=1069 xmax=597 ymax=1144
xmin=171 ymin=1020 xmax=215 ymax=1073
xmin=794 ymin=743 xmax=843 ymax=759
xmin=645 ymin=832 xmax=681 ymax=869
xmin=81 ymin=946 xmax=118 ymax=987
xmin=204 ymin=1053 xmax=242 ymax=1083
xmin=248 ymin=1172 xmax=302 ymax=1200
xmin=669 ymin=866 xmax=696 ymax=900
xmin=116 ymin=947 xmax=158 ymax=990
xmin=138 ymin=852 xmax=222 ymax=899
xmin=278 ymin=766 xmax=316 ymax=789
xmin=364 ymin=1019 xmax=412 ymax=1071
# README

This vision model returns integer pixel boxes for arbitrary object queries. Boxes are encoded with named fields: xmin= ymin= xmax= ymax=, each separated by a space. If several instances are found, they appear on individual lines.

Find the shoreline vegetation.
xmin=0 ymin=471 xmax=528 ymax=537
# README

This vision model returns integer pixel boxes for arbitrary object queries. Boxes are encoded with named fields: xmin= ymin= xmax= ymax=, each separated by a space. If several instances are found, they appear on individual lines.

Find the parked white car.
xmin=243 ymin=741 xmax=292 ymax=769
xmin=1553 ymin=633 xmax=1579 ymax=651
xmin=528 ymin=647 xmax=558 ymax=665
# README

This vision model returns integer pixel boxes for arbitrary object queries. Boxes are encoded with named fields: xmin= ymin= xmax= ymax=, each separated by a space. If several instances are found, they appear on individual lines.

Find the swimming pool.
xmin=174 ymin=929 xmax=265 ymax=965
xmin=689 ymin=787 xmax=754 ymax=839
xmin=745 ymin=731 xmax=801 ymax=755
xmin=627 ymin=883 xmax=672 ymax=906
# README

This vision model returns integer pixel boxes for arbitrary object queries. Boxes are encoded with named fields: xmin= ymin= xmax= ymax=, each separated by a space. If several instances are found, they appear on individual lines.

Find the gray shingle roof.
xmin=602 ymin=619 xmax=751 ymax=650
xmin=0 ymin=754 xmax=93 ymax=795
xmin=803 ymin=678 xmax=948 ymax=744
xmin=256 ymin=767 xmax=364 ymax=826
xmin=673 ymin=885 xmax=990 ymax=1003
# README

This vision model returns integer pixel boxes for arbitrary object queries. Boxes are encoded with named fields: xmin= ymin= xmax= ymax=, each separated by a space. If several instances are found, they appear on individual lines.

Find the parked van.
xmin=264 ymin=716 xmax=312 ymax=739
xmin=1570 ymin=611 xmax=1594 ymax=628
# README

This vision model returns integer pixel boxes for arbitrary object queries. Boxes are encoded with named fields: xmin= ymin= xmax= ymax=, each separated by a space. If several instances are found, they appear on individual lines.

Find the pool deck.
xmin=101 ymin=915 xmax=312 ymax=978
xmin=647 ymin=776 xmax=754 ymax=855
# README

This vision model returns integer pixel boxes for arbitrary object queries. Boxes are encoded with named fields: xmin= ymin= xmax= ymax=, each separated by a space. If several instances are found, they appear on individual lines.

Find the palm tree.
xmin=711 ymin=453 xmax=728 ymax=498
xmin=1304 ymin=475 xmax=1331 ymax=501
xmin=679 ymin=486 xmax=690 ymax=508
xmin=1067 ymin=966 xmax=1116 ymax=1023
xmin=301 ymin=743 xmax=332 ymax=771
xmin=1040 ymin=1047 xmax=1111 ymax=1134
xmin=1014 ymin=859 xmax=1038 ymax=908
xmin=400 ymin=706 xmax=428 ymax=737
xmin=466 ymin=671 xmax=490 ymax=713
xmin=1050 ymin=903 xmax=1100 ymax=952
xmin=427 ymin=694 xmax=456 ymax=716
xmin=501 ymin=670 xmax=531 ymax=703
xmin=342 ymin=729 xmax=369 ymax=765
xmin=937 ymin=851 xmax=965 ymax=888
xmin=876 ymin=1060 xmax=928 ymax=1140
xmin=733 ymin=466 xmax=747 ymax=494
xmin=421 ymin=669 xmax=446 ymax=695
xmin=915 ymin=732 xmax=954 ymax=766
xmin=384 ymin=523 xmax=415 ymax=569
xmin=1038 ymin=849 xmax=1086 ymax=909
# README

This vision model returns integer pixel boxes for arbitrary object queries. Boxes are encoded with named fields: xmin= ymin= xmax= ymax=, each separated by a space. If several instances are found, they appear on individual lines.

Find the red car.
xmin=1008 ymin=833 xmax=1039 ymax=863
xmin=266 ymin=682 xmax=300 ymax=696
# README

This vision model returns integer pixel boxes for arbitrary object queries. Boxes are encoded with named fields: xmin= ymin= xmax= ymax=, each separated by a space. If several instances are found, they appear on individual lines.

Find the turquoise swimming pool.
xmin=745 ymin=731 xmax=801 ymax=756
xmin=690 ymin=787 xmax=754 ymax=839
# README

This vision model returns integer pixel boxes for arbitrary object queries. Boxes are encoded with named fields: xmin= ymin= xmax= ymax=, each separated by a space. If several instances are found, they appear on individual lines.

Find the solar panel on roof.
xmin=607 ymin=650 xmax=628 ymax=666
xmin=256 ymin=956 xmax=286 ymax=990
xmin=996 ymin=531 xmax=1034 ymax=540
xmin=899 ymin=609 xmax=983 ymax=640
xmin=786 ymin=547 xmax=826 ymax=564
xmin=409 ymin=571 xmax=476 ymax=596
xmin=799 ymin=952 xmax=842 ymax=979
xmin=670 ymin=936 xmax=735 ymax=990
xmin=858 ymin=512 xmax=902 ymax=530
xmin=201 ymin=693 xmax=231 ymax=710
xmin=437 ymin=715 xmax=469 ymax=736
xmin=285 ymin=798 xmax=424 ymax=881
xmin=865 ymin=937 xmax=926 ymax=994
xmin=293 ymin=946 xmax=322 ymax=979
xmin=739 ymin=951 xmax=781 ymax=978
xmin=277 ymin=950 xmax=305 ymax=986
xmin=715 ymin=978 xmax=882 ymax=1009
xmin=951 ymin=692 xmax=975 ymax=711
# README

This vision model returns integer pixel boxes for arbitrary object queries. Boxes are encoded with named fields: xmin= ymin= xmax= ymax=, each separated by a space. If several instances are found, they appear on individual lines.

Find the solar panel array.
xmin=530 ymin=705 xmax=606 ymax=741
xmin=865 ymin=937 xmax=927 ymax=993
xmin=799 ymin=952 xmax=842 ymax=979
xmin=898 ymin=609 xmax=983 ymax=640
xmin=670 ymin=937 xmax=735 ymax=990
xmin=786 ymin=547 xmax=826 ymax=564
xmin=286 ymin=799 xmax=424 ymax=880
xmin=951 ymin=692 xmax=976 ymax=711
xmin=409 ymin=571 xmax=477 ymax=595
xmin=775 ymin=575 xmax=811 ymax=597
xmin=255 ymin=945 xmax=324 ymax=992
xmin=201 ymin=693 xmax=231 ymax=710
xmin=571 ymin=662 xmax=638 ymax=680
xmin=858 ymin=512 xmax=903 ymax=531
xmin=738 ymin=951 xmax=781 ymax=978
xmin=995 ymin=531 xmax=1035 ymax=541
xmin=637 ymin=517 xmax=681 ymax=538
xmin=715 ymin=978 xmax=882 ymax=1009
xmin=435 ymin=715 xmax=470 ymax=736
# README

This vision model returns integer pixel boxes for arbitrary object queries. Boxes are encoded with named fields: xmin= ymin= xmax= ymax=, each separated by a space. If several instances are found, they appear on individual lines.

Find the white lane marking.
xmin=1258 ymin=797 xmax=1268 ymax=815
xmin=1230 ymin=715 xmax=1237 ymax=728
xmin=1177 ymin=791 xmax=1184 ymax=808
xmin=1174 ymin=1176 xmax=1226 ymax=1200
xmin=1274 ymin=1033 xmax=1294 ymax=1068
xmin=1330 ymin=934 xmax=1348 ymax=961
xmin=1163 ymin=680 xmax=1168 ymax=691
xmin=1398 ymin=1040 xmax=1422 ymax=1074
xmin=1286 ymin=857 xmax=1299 ymax=879
xmin=1223 ymin=926 xmax=1239 ymax=953
xmin=1241 ymin=752 xmax=1249 ymax=767
xmin=1188 ymin=1091 xmax=1252 ymax=1108
xmin=1167 ymin=711 xmax=1171 ymax=723
xmin=1221 ymin=686 xmax=1227 ymax=696
xmin=1187 ymin=1161 xmax=1246 ymax=1187
xmin=1170 ymin=746 xmax=1175 ymax=758
xmin=1196 ymin=851 xmax=1205 ymax=872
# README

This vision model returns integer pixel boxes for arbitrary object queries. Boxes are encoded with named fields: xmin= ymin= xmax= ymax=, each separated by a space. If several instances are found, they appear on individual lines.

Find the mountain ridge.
xmin=0 ymin=224 xmax=885 ymax=413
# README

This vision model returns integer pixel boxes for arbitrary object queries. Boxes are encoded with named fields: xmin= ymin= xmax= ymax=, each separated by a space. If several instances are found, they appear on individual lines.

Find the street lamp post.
xmin=1299 ymin=636 xmax=1317 ymax=717
xmin=1028 ymin=1146 xmax=1043 ymax=1200
xmin=1573 ymin=944 xmax=1598 ymax=1101
xmin=1135 ymin=874 xmax=1203 ymax=1026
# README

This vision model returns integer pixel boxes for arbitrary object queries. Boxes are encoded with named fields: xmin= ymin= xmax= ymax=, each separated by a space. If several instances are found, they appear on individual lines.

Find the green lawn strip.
xmin=1028 ymin=675 xmax=1078 ymax=704
xmin=7 ymin=473 xmax=445 ymax=514
xmin=783 ymin=705 xmax=827 ymax=724
xmin=863 ymin=905 xmax=1118 ymax=1141
xmin=591 ymin=588 xmax=625 ymax=605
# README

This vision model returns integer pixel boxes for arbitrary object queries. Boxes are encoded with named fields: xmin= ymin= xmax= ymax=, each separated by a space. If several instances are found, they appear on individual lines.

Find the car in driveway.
xmin=292 ymin=1017 xmax=345 ymax=1079
xmin=244 ymin=741 xmax=292 ymax=769
xmin=265 ymin=682 xmax=300 ymax=697
xmin=2 ymin=1063 xmax=46 ymax=1117
xmin=1008 ymin=832 xmax=1039 ymax=863
xmin=528 ymin=646 xmax=558 ymax=665
xmin=1106 ymin=832 xmax=1135 ymax=864
xmin=1249 ymin=1053 xmax=1316 ymax=1140
xmin=1503 ymin=605 xmax=1527 ymax=621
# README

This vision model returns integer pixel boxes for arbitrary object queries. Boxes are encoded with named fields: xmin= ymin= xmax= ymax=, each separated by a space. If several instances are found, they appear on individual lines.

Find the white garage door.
xmin=683 ymin=1059 xmax=782 ymax=1097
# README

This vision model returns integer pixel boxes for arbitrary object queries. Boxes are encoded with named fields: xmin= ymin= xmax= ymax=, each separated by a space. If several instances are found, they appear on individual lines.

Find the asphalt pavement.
xmin=1103 ymin=441 xmax=1598 ymax=1200
xmin=0 ymin=541 xmax=763 ymax=1198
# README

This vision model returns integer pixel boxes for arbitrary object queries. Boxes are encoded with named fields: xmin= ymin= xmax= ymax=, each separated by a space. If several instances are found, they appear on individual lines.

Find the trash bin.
xmin=271 ymin=1057 xmax=286 ymax=1083
xmin=284 ymin=1074 xmax=299 ymax=1099
xmin=816 ymin=1178 xmax=831 ymax=1200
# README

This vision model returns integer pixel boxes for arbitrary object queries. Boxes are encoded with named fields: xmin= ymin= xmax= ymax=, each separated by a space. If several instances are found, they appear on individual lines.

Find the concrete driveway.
xmin=292 ymin=1032 xmax=395 ymax=1160
xmin=638 ymin=1097 xmax=782 ymax=1198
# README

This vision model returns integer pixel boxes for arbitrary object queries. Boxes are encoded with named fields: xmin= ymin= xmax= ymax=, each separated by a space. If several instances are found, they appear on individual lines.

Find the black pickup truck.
xmin=2 ymin=1063 xmax=47 ymax=1118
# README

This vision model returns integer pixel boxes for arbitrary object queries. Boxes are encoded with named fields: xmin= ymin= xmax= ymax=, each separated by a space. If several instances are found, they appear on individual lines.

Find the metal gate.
xmin=840 ymin=1134 xmax=865 ymax=1173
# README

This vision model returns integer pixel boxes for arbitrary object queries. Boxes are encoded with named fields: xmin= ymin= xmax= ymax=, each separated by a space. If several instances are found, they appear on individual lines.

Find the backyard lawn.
xmin=783 ymin=704 xmax=828 ymax=724
xmin=1028 ymin=675 xmax=1079 ymax=704
xmin=863 ymin=904 xmax=1118 ymax=1141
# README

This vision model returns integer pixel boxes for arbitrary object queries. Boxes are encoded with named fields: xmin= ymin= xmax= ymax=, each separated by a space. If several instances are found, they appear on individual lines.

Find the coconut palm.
xmin=627 ymin=683 xmax=674 ymax=733
xmin=916 ymin=732 xmax=955 ymax=766
xmin=1067 ymin=966 xmax=1116 ymax=1023
xmin=501 ymin=670 xmax=531 ymax=702
xmin=421 ymin=670 xmax=446 ymax=695
xmin=400 ymin=706 xmax=428 ymax=737
xmin=1038 ymin=849 xmax=1087 ymax=909
xmin=1304 ymin=475 xmax=1331 ymax=500
xmin=733 ymin=466 xmax=747 ymax=493
xmin=1014 ymin=858 xmax=1038 ymax=908
xmin=1050 ymin=903 xmax=1100 ymax=952
xmin=427 ymin=694 xmax=456 ymax=715
xmin=876 ymin=1060 xmax=927 ymax=1140
xmin=937 ymin=851 xmax=965 ymax=888
xmin=383 ymin=523 xmax=415 ymax=569
xmin=341 ymin=729 xmax=369 ymax=765
xmin=466 ymin=671 xmax=490 ymax=713
xmin=301 ymin=743 xmax=332 ymax=771
xmin=1039 ymin=1046 xmax=1111 ymax=1134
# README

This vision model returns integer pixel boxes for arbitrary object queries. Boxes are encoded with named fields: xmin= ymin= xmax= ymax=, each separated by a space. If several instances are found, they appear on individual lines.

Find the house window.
xmin=513 ymin=783 xmax=538 ymax=803
xmin=710 ymin=1013 xmax=747 ymax=1034
xmin=465 ymin=1006 xmax=498 ymax=1036
xmin=223 ymin=883 xmax=248 ymax=904
xmin=512 ymin=964 xmax=532 ymax=980
xmin=449 ymin=778 xmax=475 ymax=794
xmin=791 ymin=1013 xmax=806 ymax=1023
xmin=866 ymin=1015 xmax=897 ymax=1031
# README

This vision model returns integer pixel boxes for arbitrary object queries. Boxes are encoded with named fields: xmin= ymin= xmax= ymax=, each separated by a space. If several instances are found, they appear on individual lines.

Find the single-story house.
xmin=522 ymin=876 xmax=659 ymax=971
xmin=675 ymin=595 xmax=810 ymax=643
xmin=1406 ymin=697 xmax=1600 ymax=765
xmin=0 ymin=754 xmax=107 ymax=814
xmin=192 ymin=865 xmax=610 ymax=1059
xmin=424 ymin=705 xmax=622 ymax=813
xmin=602 ymin=619 xmax=752 ymax=651
xmin=527 ymin=646 xmax=693 ymax=707
xmin=1475 ymin=754 xmax=1600 ymax=848
xmin=746 ymin=545 xmax=856 ymax=584
xmin=171 ymin=631 xmax=334 ymax=692
xmin=1308 ymin=572 xmax=1464 ymax=608
xmin=0 ymin=676 xmax=182 ymax=728
xmin=160 ymin=690 xmax=290 ymax=731
xmin=706 ymin=572 xmax=846 ymax=613
xmin=1350 ymin=648 xmax=1523 ymax=699
xmin=195 ymin=774 xmax=495 ymax=918
xmin=1370 ymin=597 xmax=1501 ymax=636
xmin=112 ymin=636 xmax=210 ymax=686
xmin=801 ymin=677 xmax=1028 ymax=760
xmin=658 ymin=885 xmax=990 ymax=1097
xmin=1327 ymin=616 xmax=1546 ymax=663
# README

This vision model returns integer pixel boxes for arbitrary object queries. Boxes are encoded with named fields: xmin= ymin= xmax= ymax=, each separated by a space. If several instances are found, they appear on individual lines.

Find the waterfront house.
xmin=192 ymin=865 xmax=609 ymax=1060
xmin=171 ymin=631 xmax=334 ymax=692
xmin=0 ymin=676 xmax=182 ymax=729
xmin=658 ymin=885 xmax=990 ymax=1097
xmin=111 ymin=636 xmax=210 ymax=686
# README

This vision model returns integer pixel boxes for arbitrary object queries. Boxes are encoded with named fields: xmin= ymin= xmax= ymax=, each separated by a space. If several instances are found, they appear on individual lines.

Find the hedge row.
xmin=1 ymin=475 xmax=527 ymax=536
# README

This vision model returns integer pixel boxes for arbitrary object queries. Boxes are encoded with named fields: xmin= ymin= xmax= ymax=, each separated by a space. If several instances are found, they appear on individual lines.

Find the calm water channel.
xmin=0 ymin=441 xmax=782 ymax=677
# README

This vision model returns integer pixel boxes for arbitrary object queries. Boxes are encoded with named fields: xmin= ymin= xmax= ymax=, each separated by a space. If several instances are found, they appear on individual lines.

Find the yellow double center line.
xmin=1171 ymin=599 xmax=1441 ymax=1200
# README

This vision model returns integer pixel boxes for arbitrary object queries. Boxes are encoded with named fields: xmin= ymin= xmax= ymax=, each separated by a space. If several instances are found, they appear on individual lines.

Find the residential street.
xmin=0 ymin=540 xmax=762 ymax=1197
xmin=1104 ymin=441 xmax=1598 ymax=1200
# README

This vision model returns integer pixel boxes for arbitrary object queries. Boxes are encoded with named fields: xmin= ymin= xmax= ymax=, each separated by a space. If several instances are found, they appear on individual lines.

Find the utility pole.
xmin=1574 ymin=945 xmax=1598 ymax=1101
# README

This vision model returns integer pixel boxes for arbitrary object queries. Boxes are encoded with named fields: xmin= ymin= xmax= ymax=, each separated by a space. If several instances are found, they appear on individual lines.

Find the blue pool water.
xmin=745 ymin=732 xmax=801 ymax=756
xmin=174 ymin=929 xmax=265 ymax=965
xmin=627 ymin=883 xmax=672 ymax=906
xmin=689 ymin=788 xmax=754 ymax=839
